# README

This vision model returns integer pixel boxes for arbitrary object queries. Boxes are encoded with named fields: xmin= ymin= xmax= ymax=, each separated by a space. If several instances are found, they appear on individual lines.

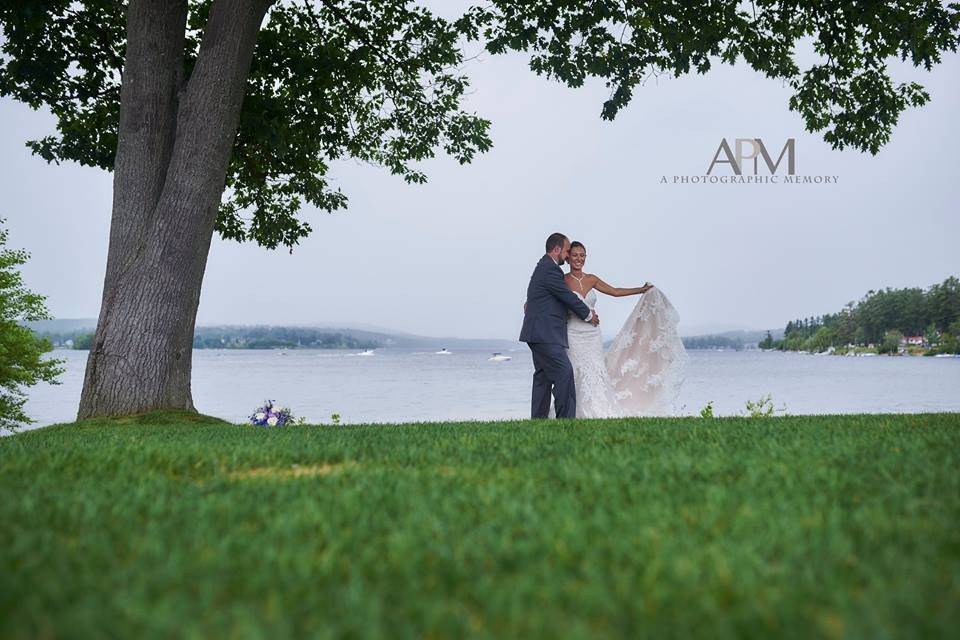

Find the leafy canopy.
xmin=1 ymin=1 xmax=958 ymax=250
xmin=1 ymin=0 xmax=493 ymax=250
xmin=460 ymin=1 xmax=958 ymax=146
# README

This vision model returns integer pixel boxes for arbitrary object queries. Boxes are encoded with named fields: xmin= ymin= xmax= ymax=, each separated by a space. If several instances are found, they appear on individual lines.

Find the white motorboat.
xmin=435 ymin=348 xmax=453 ymax=355
xmin=357 ymin=349 xmax=375 ymax=357
xmin=488 ymin=352 xmax=511 ymax=362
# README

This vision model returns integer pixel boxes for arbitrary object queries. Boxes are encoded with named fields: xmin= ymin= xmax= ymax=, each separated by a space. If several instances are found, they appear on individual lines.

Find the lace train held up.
xmin=567 ymin=286 xmax=688 ymax=418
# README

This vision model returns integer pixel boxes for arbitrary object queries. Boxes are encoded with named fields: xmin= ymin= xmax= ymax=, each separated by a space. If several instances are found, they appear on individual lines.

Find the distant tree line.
xmin=770 ymin=276 xmax=960 ymax=354
xmin=37 ymin=326 xmax=380 ymax=350
xmin=682 ymin=336 xmax=746 ymax=351
xmin=28 ymin=328 xmax=91 ymax=349
xmin=191 ymin=326 xmax=379 ymax=350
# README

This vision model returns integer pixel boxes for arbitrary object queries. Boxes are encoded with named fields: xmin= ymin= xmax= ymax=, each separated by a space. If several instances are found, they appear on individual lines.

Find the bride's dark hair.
xmin=570 ymin=241 xmax=586 ymax=253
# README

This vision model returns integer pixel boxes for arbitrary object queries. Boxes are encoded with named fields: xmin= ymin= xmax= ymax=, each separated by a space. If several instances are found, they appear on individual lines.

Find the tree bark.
xmin=78 ymin=0 xmax=272 ymax=419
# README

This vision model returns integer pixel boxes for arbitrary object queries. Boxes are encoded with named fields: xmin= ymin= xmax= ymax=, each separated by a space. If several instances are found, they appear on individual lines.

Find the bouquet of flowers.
xmin=249 ymin=400 xmax=298 ymax=427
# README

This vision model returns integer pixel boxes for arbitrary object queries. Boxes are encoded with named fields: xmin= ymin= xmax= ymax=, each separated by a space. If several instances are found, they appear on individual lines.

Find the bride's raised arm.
xmin=592 ymin=276 xmax=652 ymax=297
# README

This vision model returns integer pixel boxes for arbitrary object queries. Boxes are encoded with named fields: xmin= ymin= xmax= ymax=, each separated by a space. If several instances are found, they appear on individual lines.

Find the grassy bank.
xmin=2 ymin=412 xmax=958 ymax=638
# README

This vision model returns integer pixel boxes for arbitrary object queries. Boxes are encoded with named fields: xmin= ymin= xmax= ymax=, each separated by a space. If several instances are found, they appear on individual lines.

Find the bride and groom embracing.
xmin=519 ymin=232 xmax=688 ymax=419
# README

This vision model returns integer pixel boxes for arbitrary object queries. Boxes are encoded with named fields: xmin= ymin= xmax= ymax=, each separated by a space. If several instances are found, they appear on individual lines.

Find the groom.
xmin=520 ymin=233 xmax=600 ymax=419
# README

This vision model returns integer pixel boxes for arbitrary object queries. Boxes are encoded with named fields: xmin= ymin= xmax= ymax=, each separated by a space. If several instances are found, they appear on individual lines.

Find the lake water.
xmin=12 ymin=348 xmax=960 ymax=430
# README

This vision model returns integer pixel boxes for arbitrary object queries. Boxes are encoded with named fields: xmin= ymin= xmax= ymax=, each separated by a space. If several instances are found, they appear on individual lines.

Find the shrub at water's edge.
xmin=0 ymin=219 xmax=64 ymax=431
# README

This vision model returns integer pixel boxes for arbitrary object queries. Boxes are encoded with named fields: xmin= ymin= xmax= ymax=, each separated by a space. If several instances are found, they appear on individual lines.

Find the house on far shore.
xmin=900 ymin=335 xmax=926 ymax=348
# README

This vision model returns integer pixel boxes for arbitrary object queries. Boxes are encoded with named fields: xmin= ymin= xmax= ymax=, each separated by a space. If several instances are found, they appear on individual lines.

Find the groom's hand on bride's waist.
xmin=590 ymin=312 xmax=600 ymax=326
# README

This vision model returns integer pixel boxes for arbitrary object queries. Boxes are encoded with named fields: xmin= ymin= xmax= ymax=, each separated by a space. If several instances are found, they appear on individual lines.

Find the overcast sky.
xmin=3 ymin=6 xmax=958 ymax=340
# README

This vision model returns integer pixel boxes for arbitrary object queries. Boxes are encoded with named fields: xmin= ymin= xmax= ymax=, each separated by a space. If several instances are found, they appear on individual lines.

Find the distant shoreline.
xmin=760 ymin=350 xmax=960 ymax=358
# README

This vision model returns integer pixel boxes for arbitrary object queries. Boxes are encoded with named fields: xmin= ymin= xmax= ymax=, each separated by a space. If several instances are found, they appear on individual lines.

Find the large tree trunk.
xmin=78 ymin=0 xmax=272 ymax=419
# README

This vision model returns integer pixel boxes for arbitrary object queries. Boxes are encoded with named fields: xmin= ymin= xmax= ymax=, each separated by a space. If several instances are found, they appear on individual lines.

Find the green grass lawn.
xmin=2 ymin=412 xmax=959 ymax=638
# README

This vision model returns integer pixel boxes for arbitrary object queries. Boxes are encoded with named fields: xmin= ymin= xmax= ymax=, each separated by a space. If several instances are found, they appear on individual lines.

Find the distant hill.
xmin=25 ymin=318 xmax=97 ymax=333
xmin=681 ymin=328 xmax=785 ymax=350
xmin=192 ymin=325 xmax=518 ymax=350
xmin=27 ymin=319 xmax=518 ymax=351
xmin=27 ymin=318 xmax=782 ymax=351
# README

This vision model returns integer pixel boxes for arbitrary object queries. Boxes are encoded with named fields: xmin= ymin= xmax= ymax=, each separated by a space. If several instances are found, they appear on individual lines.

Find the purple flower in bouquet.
xmin=249 ymin=399 xmax=297 ymax=427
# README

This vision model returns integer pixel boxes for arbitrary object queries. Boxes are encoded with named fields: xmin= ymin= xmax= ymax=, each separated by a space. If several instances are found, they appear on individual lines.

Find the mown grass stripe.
xmin=1 ymin=411 xmax=958 ymax=638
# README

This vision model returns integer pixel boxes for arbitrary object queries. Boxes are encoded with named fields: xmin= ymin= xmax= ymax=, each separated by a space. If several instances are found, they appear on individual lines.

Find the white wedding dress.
xmin=567 ymin=286 xmax=688 ymax=418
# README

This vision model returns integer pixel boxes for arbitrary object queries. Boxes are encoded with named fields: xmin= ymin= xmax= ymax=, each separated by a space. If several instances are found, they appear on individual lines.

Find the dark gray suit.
xmin=519 ymin=254 xmax=592 ymax=418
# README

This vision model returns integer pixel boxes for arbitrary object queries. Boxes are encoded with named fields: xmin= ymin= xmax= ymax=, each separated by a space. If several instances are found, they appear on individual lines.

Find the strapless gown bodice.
xmin=566 ymin=288 xmax=620 ymax=417
xmin=568 ymin=289 xmax=599 ymax=335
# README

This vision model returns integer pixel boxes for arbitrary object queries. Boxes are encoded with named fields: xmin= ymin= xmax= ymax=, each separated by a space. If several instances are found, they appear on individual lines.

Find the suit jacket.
xmin=519 ymin=254 xmax=592 ymax=347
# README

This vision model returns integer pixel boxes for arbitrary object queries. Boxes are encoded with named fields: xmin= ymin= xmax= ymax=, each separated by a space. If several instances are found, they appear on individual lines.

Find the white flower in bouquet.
xmin=267 ymin=416 xmax=278 ymax=426
xmin=255 ymin=412 xmax=266 ymax=421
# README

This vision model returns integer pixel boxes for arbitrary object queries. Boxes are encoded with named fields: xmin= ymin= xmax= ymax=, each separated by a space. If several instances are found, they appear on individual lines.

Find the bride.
xmin=564 ymin=241 xmax=688 ymax=418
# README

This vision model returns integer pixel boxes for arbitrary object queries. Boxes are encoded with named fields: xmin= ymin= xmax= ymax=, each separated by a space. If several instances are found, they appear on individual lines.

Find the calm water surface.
xmin=13 ymin=348 xmax=960 ymax=430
